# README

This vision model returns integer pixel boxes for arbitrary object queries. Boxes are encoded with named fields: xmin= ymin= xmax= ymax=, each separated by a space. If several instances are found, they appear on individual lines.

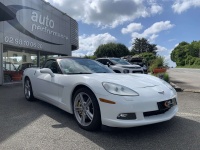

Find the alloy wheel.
xmin=74 ymin=92 xmax=94 ymax=127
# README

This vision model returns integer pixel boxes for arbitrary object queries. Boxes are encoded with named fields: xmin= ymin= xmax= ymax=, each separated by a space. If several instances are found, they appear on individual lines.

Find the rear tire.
xmin=24 ymin=78 xmax=35 ymax=101
xmin=73 ymin=88 xmax=101 ymax=131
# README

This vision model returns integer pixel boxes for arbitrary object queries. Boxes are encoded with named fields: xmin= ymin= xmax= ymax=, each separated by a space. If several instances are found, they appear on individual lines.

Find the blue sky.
xmin=45 ymin=0 xmax=200 ymax=67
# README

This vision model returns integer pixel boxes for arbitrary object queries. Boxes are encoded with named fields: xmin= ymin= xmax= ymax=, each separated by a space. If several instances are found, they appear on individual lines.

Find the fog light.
xmin=117 ymin=113 xmax=136 ymax=120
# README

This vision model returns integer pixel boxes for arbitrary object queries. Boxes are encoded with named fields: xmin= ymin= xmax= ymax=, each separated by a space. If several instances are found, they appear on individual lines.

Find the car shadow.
xmin=0 ymin=84 xmax=200 ymax=150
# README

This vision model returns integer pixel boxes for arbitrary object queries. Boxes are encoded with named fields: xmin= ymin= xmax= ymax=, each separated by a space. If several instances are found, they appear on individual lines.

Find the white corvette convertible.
xmin=23 ymin=57 xmax=178 ymax=131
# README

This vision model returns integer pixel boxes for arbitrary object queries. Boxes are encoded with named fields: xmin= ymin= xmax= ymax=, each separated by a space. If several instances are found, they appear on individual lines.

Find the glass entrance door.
xmin=3 ymin=47 xmax=37 ymax=83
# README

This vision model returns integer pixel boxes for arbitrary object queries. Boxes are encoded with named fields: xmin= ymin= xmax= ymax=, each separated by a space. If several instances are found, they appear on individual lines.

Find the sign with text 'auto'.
xmin=0 ymin=0 xmax=78 ymax=55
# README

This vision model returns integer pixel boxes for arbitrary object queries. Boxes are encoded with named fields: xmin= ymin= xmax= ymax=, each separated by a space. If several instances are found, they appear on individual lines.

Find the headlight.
xmin=102 ymin=82 xmax=139 ymax=96
xmin=123 ymin=69 xmax=129 ymax=73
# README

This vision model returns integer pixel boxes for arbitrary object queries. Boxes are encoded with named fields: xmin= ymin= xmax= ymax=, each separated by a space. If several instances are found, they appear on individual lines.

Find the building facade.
xmin=0 ymin=0 xmax=78 ymax=85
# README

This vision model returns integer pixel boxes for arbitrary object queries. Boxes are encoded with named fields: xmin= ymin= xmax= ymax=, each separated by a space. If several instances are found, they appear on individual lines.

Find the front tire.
xmin=24 ymin=78 xmax=35 ymax=101
xmin=73 ymin=88 xmax=101 ymax=131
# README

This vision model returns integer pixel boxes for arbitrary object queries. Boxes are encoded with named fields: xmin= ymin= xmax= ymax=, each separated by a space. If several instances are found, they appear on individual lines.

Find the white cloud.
xmin=146 ymin=0 xmax=163 ymax=14
xmin=131 ymin=21 xmax=174 ymax=42
xmin=149 ymin=34 xmax=159 ymax=42
xmin=72 ymin=52 xmax=85 ymax=57
xmin=168 ymin=39 xmax=176 ymax=42
xmin=172 ymin=0 xmax=200 ymax=14
xmin=156 ymin=44 xmax=178 ymax=67
xmin=45 ymin=0 xmax=163 ymax=28
xmin=156 ymin=45 xmax=168 ymax=52
xmin=174 ymin=43 xmax=179 ymax=48
xmin=150 ymin=4 xmax=163 ymax=14
xmin=72 ymin=33 xmax=117 ymax=56
xmin=165 ymin=52 xmax=177 ymax=67
xmin=121 ymin=23 xmax=143 ymax=34
xmin=143 ymin=21 xmax=174 ymax=35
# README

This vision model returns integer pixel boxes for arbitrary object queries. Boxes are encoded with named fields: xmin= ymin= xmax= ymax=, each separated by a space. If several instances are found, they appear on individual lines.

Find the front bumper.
xmin=102 ymin=106 xmax=178 ymax=128
xmin=127 ymin=69 xmax=144 ymax=73
xmin=96 ymin=90 xmax=178 ymax=128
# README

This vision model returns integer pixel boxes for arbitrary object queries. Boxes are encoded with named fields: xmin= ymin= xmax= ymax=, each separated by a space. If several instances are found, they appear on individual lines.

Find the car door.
xmin=34 ymin=59 xmax=63 ymax=104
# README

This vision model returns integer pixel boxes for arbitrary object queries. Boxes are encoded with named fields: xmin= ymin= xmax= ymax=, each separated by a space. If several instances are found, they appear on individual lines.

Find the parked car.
xmin=128 ymin=57 xmax=148 ymax=74
xmin=3 ymin=62 xmax=37 ymax=82
xmin=17 ymin=62 xmax=37 ymax=72
xmin=23 ymin=57 xmax=178 ymax=131
xmin=96 ymin=57 xmax=144 ymax=73
xmin=3 ymin=61 xmax=22 ymax=82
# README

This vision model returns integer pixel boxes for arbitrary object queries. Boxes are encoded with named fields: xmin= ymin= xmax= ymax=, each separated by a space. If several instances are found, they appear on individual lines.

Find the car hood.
xmin=85 ymin=73 xmax=163 ymax=88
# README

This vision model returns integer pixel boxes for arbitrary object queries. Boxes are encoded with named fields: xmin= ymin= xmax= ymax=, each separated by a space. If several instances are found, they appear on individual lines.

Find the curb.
xmin=170 ymin=82 xmax=183 ymax=92
xmin=170 ymin=82 xmax=200 ymax=93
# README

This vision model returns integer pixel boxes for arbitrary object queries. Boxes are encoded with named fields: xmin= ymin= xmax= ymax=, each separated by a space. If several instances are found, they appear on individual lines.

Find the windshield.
xmin=110 ymin=58 xmax=131 ymax=65
xmin=58 ymin=58 xmax=114 ymax=74
xmin=3 ymin=61 xmax=17 ymax=71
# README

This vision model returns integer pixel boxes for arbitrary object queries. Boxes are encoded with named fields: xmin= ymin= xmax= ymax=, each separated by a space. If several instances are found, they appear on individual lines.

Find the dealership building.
xmin=0 ymin=0 xmax=79 ymax=85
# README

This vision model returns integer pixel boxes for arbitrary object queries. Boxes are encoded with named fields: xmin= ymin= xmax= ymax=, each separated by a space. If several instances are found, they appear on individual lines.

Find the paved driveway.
xmin=0 ymin=83 xmax=200 ymax=150
xmin=167 ymin=68 xmax=200 ymax=92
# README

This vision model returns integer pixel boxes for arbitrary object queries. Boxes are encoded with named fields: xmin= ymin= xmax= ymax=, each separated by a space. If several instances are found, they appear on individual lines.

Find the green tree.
xmin=188 ymin=41 xmax=200 ymax=57
xmin=94 ymin=43 xmax=130 ymax=58
xmin=171 ymin=41 xmax=200 ymax=67
xmin=147 ymin=44 xmax=157 ymax=54
xmin=171 ymin=41 xmax=189 ymax=66
xmin=131 ymin=38 xmax=157 ymax=54
xmin=139 ymin=52 xmax=156 ymax=66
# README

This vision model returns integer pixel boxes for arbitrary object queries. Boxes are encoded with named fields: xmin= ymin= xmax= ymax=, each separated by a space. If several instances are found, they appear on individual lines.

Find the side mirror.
xmin=40 ymin=68 xmax=55 ymax=77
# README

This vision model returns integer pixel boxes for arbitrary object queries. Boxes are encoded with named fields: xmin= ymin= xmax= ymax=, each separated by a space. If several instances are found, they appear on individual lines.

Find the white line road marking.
xmin=177 ymin=112 xmax=200 ymax=117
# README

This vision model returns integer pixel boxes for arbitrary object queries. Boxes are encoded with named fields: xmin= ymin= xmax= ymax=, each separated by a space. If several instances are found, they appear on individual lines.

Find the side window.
xmin=43 ymin=60 xmax=61 ymax=74
xmin=108 ymin=60 xmax=114 ymax=65
xmin=101 ymin=59 xmax=107 ymax=65
xmin=50 ymin=62 xmax=58 ymax=73
xmin=97 ymin=59 xmax=103 ymax=64
xmin=43 ymin=60 xmax=53 ymax=68
xmin=104 ymin=60 xmax=109 ymax=65
xmin=97 ymin=59 xmax=113 ymax=65
xmin=104 ymin=59 xmax=113 ymax=65
xmin=99 ymin=59 xmax=105 ymax=65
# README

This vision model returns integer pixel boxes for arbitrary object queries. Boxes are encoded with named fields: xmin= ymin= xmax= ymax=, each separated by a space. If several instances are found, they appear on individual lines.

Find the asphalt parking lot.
xmin=168 ymin=68 xmax=200 ymax=92
xmin=0 ymin=83 xmax=200 ymax=150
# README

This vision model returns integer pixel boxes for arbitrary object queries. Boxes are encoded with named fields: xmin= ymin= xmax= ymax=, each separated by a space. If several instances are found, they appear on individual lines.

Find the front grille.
xmin=143 ymin=108 xmax=170 ymax=117
xmin=132 ymin=71 xmax=143 ymax=73
xmin=143 ymin=98 xmax=177 ymax=117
